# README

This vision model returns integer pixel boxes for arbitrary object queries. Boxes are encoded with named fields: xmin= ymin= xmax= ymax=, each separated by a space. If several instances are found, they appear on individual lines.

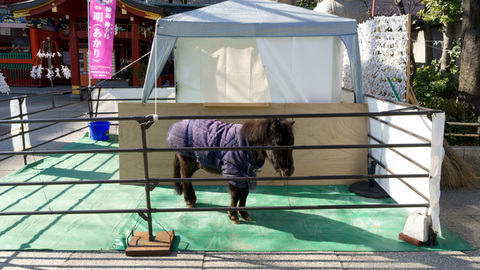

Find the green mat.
xmin=0 ymin=135 xmax=145 ymax=250
xmin=0 ymin=134 xmax=473 ymax=252
xmin=115 ymin=185 xmax=473 ymax=252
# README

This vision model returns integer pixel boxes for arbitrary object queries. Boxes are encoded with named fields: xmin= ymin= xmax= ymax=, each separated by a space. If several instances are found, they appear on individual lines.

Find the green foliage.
xmin=414 ymin=66 xmax=457 ymax=101
xmin=448 ymin=39 xmax=461 ymax=74
xmin=413 ymin=61 xmax=478 ymax=145
xmin=418 ymin=0 xmax=462 ymax=24
xmin=429 ymin=39 xmax=461 ymax=75
xmin=414 ymin=39 xmax=462 ymax=109
xmin=296 ymin=0 xmax=317 ymax=9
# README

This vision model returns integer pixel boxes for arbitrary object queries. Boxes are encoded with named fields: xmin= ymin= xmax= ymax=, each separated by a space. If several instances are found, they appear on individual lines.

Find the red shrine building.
xmin=0 ymin=0 xmax=167 ymax=88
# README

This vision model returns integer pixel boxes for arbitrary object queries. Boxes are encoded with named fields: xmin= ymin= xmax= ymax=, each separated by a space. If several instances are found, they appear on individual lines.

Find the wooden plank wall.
xmin=118 ymin=103 xmax=369 ymax=186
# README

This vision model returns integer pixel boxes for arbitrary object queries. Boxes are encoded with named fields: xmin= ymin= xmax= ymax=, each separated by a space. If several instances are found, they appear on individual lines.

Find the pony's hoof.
xmin=228 ymin=213 xmax=240 ymax=224
xmin=240 ymin=212 xmax=251 ymax=221
xmin=186 ymin=202 xmax=196 ymax=208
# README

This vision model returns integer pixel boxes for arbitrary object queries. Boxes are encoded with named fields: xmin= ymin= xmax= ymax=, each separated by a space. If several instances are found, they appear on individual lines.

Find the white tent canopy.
xmin=141 ymin=0 xmax=363 ymax=103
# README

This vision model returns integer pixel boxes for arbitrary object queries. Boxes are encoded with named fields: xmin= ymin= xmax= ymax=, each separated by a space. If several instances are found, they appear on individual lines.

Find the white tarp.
xmin=367 ymin=96 xmax=445 ymax=236
xmin=141 ymin=0 xmax=363 ymax=103
xmin=91 ymin=87 xmax=175 ymax=116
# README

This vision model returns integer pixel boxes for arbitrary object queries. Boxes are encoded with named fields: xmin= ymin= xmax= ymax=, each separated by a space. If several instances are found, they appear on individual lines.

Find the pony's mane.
xmin=240 ymin=118 xmax=294 ymax=146
xmin=241 ymin=119 xmax=269 ymax=145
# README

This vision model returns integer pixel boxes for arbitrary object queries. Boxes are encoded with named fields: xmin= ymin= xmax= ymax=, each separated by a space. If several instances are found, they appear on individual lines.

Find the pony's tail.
xmin=173 ymin=154 xmax=183 ymax=195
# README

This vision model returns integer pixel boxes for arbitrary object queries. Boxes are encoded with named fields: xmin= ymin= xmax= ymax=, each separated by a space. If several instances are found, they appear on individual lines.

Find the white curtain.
xmin=256 ymin=36 xmax=344 ymax=103
xmin=174 ymin=36 xmax=345 ymax=103
xmin=174 ymin=38 xmax=270 ymax=103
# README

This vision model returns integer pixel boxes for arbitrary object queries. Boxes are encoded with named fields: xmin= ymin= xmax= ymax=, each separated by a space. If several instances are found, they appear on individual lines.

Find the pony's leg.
xmin=182 ymin=182 xmax=197 ymax=208
xmin=238 ymin=187 xmax=251 ymax=221
xmin=228 ymin=183 xmax=241 ymax=224
xmin=175 ymin=154 xmax=199 ymax=208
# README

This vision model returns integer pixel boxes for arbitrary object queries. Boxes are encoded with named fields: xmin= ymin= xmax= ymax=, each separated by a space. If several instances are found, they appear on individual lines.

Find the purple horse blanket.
xmin=166 ymin=119 xmax=263 ymax=189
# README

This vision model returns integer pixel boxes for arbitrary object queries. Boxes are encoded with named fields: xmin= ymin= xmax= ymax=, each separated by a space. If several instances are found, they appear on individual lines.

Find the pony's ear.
xmin=269 ymin=118 xmax=291 ymax=139
xmin=270 ymin=118 xmax=294 ymax=131
xmin=269 ymin=118 xmax=282 ymax=133
xmin=269 ymin=118 xmax=295 ymax=144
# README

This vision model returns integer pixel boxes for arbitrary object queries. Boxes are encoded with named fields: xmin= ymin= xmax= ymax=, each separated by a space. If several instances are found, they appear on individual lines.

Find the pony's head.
xmin=242 ymin=118 xmax=295 ymax=177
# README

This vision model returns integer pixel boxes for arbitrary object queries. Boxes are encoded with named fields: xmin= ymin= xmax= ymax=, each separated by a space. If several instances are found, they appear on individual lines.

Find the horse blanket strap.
xmin=166 ymin=119 xmax=263 ymax=190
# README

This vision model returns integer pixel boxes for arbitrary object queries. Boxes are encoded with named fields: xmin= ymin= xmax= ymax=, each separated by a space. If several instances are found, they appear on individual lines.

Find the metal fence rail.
xmin=0 ymin=89 xmax=86 ymax=165
xmin=0 ymin=108 xmax=440 ymax=243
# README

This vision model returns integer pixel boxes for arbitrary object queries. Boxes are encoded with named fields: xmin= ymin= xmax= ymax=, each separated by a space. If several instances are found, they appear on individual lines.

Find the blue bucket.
xmin=88 ymin=121 xmax=110 ymax=141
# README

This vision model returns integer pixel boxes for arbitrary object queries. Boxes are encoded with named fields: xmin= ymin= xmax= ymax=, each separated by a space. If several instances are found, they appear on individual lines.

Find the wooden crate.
xmin=118 ymin=103 xmax=369 ymax=186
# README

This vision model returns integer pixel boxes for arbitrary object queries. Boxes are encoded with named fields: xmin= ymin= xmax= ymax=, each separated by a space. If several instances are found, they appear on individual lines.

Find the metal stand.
xmin=349 ymin=161 xmax=390 ymax=198
xmin=126 ymin=117 xmax=174 ymax=256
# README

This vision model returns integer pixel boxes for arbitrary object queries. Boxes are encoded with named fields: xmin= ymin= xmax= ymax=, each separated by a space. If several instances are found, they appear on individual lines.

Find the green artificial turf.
xmin=0 ymin=134 xmax=473 ymax=252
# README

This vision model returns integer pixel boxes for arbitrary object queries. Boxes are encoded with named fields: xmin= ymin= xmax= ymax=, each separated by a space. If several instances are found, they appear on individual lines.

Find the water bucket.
xmin=88 ymin=121 xmax=110 ymax=141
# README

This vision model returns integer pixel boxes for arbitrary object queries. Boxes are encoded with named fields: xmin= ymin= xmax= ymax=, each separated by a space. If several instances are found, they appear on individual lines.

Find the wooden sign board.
xmin=118 ymin=103 xmax=369 ymax=186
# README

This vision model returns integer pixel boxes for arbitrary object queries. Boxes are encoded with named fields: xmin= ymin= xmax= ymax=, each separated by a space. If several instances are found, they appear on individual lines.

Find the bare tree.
xmin=458 ymin=0 xmax=480 ymax=114
xmin=394 ymin=0 xmax=406 ymax=14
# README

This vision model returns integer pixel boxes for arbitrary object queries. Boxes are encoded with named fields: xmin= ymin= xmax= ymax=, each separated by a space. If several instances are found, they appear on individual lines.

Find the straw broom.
xmin=441 ymin=140 xmax=479 ymax=189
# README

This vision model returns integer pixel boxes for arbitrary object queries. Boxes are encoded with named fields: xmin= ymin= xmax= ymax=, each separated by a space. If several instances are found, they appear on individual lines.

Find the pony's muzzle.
xmin=280 ymin=167 xmax=294 ymax=177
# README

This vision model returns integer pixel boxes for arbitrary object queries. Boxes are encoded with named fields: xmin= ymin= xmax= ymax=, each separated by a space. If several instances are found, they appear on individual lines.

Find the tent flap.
xmin=141 ymin=35 xmax=177 ymax=102
xmin=340 ymin=34 xmax=363 ymax=103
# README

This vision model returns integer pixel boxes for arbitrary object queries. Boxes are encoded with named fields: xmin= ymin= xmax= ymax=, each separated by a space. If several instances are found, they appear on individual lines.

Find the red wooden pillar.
xmin=131 ymin=21 xmax=140 ymax=86
xmin=68 ymin=18 xmax=81 ymax=88
xmin=29 ymin=26 xmax=41 ymax=65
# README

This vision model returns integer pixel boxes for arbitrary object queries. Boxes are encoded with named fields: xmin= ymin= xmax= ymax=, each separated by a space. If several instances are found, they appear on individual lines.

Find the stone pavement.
xmin=0 ymin=87 xmax=479 ymax=269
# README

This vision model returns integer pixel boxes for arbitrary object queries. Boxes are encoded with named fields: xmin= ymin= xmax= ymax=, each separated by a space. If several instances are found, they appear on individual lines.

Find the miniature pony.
xmin=166 ymin=118 xmax=295 ymax=223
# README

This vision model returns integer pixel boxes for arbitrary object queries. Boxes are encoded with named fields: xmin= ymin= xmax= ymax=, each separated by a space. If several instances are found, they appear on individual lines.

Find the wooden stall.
xmin=118 ymin=102 xmax=369 ymax=186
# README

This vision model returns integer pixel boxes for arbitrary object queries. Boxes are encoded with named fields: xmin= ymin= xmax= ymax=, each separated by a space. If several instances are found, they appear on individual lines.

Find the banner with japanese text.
xmin=89 ymin=0 xmax=116 ymax=79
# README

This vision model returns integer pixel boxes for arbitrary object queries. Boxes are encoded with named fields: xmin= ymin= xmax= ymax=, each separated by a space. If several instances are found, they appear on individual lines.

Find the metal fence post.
xmin=95 ymin=87 xmax=102 ymax=118
xmin=138 ymin=118 xmax=155 ymax=241
xmin=17 ymin=97 xmax=27 ymax=165
xmin=87 ymin=87 xmax=94 ymax=118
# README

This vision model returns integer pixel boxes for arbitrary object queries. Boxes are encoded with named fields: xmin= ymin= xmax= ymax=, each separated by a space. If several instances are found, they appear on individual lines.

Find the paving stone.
xmin=203 ymin=252 xmax=342 ymax=269
xmin=336 ymin=251 xmax=480 ymax=269
xmin=441 ymin=215 xmax=480 ymax=248
xmin=62 ymin=251 xmax=205 ymax=270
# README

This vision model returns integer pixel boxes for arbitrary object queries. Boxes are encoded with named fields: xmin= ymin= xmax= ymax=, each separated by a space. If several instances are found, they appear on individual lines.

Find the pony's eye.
xmin=273 ymin=134 xmax=284 ymax=145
